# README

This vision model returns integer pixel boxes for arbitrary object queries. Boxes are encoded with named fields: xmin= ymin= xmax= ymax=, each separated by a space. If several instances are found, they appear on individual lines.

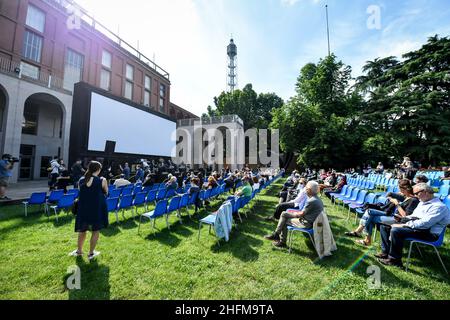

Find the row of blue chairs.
xmin=23 ymin=189 xmax=80 ymax=222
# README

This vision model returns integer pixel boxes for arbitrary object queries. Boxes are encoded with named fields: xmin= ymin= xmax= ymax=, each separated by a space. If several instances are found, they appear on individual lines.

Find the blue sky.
xmin=76 ymin=0 xmax=450 ymax=116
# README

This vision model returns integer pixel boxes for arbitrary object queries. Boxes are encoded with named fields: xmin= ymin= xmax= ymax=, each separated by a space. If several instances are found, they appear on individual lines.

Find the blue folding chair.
xmin=145 ymin=190 xmax=157 ymax=209
xmin=178 ymin=193 xmax=190 ymax=219
xmin=138 ymin=199 xmax=168 ymax=235
xmin=23 ymin=192 xmax=47 ymax=217
xmin=156 ymin=189 xmax=167 ymax=202
xmin=118 ymin=194 xmax=134 ymax=220
xmin=109 ymin=189 xmax=122 ymax=198
xmin=198 ymin=211 xmax=221 ymax=242
xmin=405 ymin=227 xmax=448 ymax=274
xmin=133 ymin=192 xmax=147 ymax=216
xmin=46 ymin=190 xmax=64 ymax=205
xmin=67 ymin=189 xmax=80 ymax=199
xmin=287 ymin=225 xmax=319 ymax=257
xmin=50 ymin=194 xmax=76 ymax=222
xmin=122 ymin=187 xmax=134 ymax=197
xmin=106 ymin=197 xmax=120 ymax=223
xmin=166 ymin=196 xmax=181 ymax=226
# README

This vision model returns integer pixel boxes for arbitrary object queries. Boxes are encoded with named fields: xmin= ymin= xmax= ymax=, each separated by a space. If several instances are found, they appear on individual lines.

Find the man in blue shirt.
xmin=376 ymin=183 xmax=450 ymax=268
xmin=121 ymin=163 xmax=131 ymax=180
xmin=0 ymin=154 xmax=15 ymax=200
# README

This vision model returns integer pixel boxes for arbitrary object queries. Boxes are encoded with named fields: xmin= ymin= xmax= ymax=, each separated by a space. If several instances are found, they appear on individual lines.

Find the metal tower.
xmin=227 ymin=38 xmax=238 ymax=92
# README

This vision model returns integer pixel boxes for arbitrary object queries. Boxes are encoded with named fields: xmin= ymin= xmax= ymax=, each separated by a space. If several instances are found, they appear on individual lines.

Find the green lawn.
xmin=0 ymin=180 xmax=449 ymax=300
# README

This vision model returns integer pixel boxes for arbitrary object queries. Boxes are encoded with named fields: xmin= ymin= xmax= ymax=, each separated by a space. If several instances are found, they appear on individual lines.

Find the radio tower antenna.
xmin=227 ymin=37 xmax=238 ymax=92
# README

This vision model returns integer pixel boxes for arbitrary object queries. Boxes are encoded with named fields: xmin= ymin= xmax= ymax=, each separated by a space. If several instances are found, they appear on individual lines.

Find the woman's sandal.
xmin=356 ymin=239 xmax=371 ymax=247
xmin=344 ymin=231 xmax=361 ymax=238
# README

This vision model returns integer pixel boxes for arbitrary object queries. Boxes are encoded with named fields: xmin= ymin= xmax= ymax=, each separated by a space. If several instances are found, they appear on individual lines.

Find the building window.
xmin=102 ymin=50 xmax=112 ymax=68
xmin=159 ymin=84 xmax=166 ymax=112
xmin=26 ymin=5 xmax=45 ymax=33
xmin=144 ymin=75 xmax=151 ymax=107
xmin=64 ymin=49 xmax=84 ymax=91
xmin=22 ymin=30 xmax=43 ymax=63
xmin=20 ymin=61 xmax=40 ymax=79
xmin=159 ymin=98 xmax=165 ymax=112
xmin=100 ymin=69 xmax=111 ymax=91
xmin=22 ymin=102 xmax=39 ymax=135
xmin=126 ymin=64 xmax=134 ymax=81
xmin=124 ymin=81 xmax=133 ymax=100
xmin=144 ymin=91 xmax=150 ymax=107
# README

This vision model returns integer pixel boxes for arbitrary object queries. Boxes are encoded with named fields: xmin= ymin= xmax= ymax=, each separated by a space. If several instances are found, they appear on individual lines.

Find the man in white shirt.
xmin=114 ymin=174 xmax=131 ymax=188
xmin=48 ymin=157 xmax=61 ymax=191
xmin=265 ymin=180 xmax=307 ymax=221
xmin=376 ymin=183 xmax=450 ymax=268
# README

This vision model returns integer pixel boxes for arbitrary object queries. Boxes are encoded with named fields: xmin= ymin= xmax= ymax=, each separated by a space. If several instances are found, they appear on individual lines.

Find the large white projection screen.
xmin=88 ymin=92 xmax=176 ymax=157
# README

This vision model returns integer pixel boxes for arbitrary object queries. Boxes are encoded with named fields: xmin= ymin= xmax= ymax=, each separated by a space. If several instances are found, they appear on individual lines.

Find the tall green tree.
xmin=205 ymin=84 xmax=284 ymax=130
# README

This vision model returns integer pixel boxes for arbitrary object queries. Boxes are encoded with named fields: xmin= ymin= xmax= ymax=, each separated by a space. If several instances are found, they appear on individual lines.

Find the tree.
xmin=206 ymin=84 xmax=284 ymax=130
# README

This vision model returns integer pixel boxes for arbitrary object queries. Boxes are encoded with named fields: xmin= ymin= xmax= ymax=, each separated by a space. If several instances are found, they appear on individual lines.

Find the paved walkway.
xmin=1 ymin=180 xmax=51 ymax=205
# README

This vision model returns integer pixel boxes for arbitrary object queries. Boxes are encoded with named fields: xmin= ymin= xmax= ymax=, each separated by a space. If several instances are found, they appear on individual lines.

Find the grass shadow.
xmin=64 ymin=257 xmax=111 ymax=300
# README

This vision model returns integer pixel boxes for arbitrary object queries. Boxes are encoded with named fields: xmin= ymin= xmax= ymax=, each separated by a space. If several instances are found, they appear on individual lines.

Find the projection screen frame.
xmin=69 ymin=82 xmax=177 ymax=168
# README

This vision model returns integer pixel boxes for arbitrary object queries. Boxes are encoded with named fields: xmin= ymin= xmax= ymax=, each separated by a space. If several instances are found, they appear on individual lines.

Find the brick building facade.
xmin=0 ymin=0 xmax=197 ymax=182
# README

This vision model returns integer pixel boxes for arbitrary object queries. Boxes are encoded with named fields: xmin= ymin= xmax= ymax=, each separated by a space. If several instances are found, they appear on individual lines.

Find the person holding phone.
xmin=345 ymin=179 xmax=419 ymax=247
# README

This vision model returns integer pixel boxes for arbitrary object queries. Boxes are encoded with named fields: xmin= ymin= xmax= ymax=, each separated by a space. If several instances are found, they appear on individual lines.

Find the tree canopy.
xmin=271 ymin=36 xmax=450 ymax=169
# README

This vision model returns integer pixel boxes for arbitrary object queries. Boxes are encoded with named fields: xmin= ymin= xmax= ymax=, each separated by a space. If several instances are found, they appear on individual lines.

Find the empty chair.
xmin=106 ymin=197 xmax=120 ymax=223
xmin=132 ymin=185 xmax=143 ymax=195
xmin=133 ymin=192 xmax=148 ymax=216
xmin=178 ymin=193 xmax=190 ymax=219
xmin=165 ymin=188 xmax=176 ymax=199
xmin=138 ymin=199 xmax=168 ymax=234
xmin=342 ymin=188 xmax=361 ymax=207
xmin=145 ymin=190 xmax=157 ymax=209
xmin=23 ymin=192 xmax=47 ymax=217
xmin=117 ymin=194 xmax=134 ymax=220
xmin=109 ymin=189 xmax=122 ymax=199
xmin=47 ymin=189 xmax=64 ymax=205
xmin=166 ymin=196 xmax=181 ymax=225
xmin=156 ymin=189 xmax=167 ymax=202
xmin=49 ymin=194 xmax=76 ymax=222
xmin=121 ymin=187 xmax=133 ymax=197
xmin=345 ymin=190 xmax=368 ymax=219
xmin=67 ymin=189 xmax=80 ymax=199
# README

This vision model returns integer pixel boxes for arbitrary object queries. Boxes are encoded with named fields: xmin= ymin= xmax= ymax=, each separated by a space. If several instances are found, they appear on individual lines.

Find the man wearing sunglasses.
xmin=376 ymin=183 xmax=450 ymax=268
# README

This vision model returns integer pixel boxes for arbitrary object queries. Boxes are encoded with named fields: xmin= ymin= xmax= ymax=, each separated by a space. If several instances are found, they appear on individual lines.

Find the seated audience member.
xmin=375 ymin=183 xmax=450 ymax=268
xmin=264 ymin=181 xmax=323 ymax=248
xmin=142 ymin=172 xmax=156 ymax=187
xmin=324 ymin=174 xmax=347 ymax=201
xmin=114 ymin=174 xmax=131 ymax=188
xmin=252 ymin=176 xmax=260 ymax=191
xmin=441 ymin=168 xmax=450 ymax=181
xmin=188 ymin=177 xmax=202 ymax=213
xmin=414 ymin=175 xmax=429 ymax=185
xmin=207 ymin=176 xmax=218 ymax=189
xmin=165 ymin=174 xmax=178 ymax=190
xmin=56 ymin=169 xmax=72 ymax=193
xmin=375 ymin=162 xmax=384 ymax=174
xmin=319 ymin=173 xmax=337 ymax=194
xmin=266 ymin=179 xmax=307 ymax=221
xmin=345 ymin=180 xmax=419 ymax=246
xmin=235 ymin=176 xmax=253 ymax=198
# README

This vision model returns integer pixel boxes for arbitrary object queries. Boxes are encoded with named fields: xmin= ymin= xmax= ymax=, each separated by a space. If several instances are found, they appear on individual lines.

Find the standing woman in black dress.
xmin=70 ymin=161 xmax=108 ymax=260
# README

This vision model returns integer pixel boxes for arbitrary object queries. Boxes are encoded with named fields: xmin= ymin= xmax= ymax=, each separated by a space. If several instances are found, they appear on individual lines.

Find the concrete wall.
xmin=0 ymin=72 xmax=72 ymax=183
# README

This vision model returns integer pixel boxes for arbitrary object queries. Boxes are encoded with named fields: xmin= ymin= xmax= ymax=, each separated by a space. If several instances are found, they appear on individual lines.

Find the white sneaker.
xmin=88 ymin=251 xmax=101 ymax=260
xmin=69 ymin=250 xmax=83 ymax=257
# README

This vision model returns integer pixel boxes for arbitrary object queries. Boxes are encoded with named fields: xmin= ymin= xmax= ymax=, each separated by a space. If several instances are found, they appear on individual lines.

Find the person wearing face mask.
xmin=265 ymin=178 xmax=308 ymax=222
xmin=264 ymin=181 xmax=324 ymax=248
